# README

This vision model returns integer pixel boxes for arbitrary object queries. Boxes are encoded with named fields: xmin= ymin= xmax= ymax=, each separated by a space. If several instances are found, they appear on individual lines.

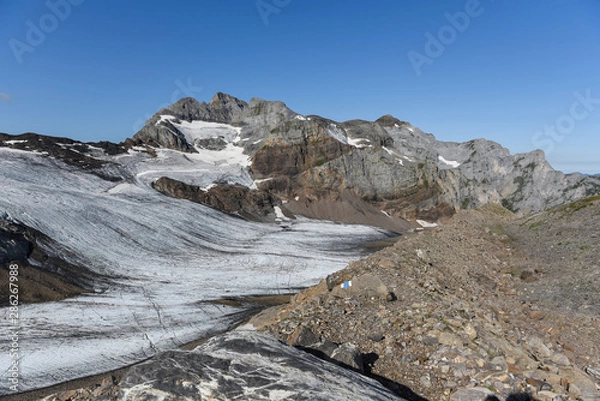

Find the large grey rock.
xmin=330 ymin=342 xmax=364 ymax=373
xmin=450 ymin=387 xmax=494 ymax=401
xmin=119 ymin=330 xmax=404 ymax=401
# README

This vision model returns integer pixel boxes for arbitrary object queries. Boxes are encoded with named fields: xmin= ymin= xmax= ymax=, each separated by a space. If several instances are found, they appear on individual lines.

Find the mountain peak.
xmin=210 ymin=92 xmax=246 ymax=107
xmin=375 ymin=114 xmax=409 ymax=127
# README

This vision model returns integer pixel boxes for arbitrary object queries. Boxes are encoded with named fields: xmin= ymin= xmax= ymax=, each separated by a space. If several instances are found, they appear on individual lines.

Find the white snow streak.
xmin=416 ymin=219 xmax=438 ymax=228
xmin=438 ymin=155 xmax=460 ymax=168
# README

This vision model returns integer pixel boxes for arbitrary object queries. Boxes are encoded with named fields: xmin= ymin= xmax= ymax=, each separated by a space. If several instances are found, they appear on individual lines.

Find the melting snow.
xmin=347 ymin=137 xmax=371 ymax=149
xmin=326 ymin=124 xmax=348 ymax=145
xmin=4 ymin=139 xmax=28 ymax=144
xmin=416 ymin=219 xmax=438 ymax=228
xmin=0 ymin=149 xmax=389 ymax=393
xmin=382 ymin=147 xmax=405 ymax=166
xmin=201 ymin=182 xmax=218 ymax=191
xmin=438 ymin=155 xmax=460 ymax=168
xmin=171 ymin=119 xmax=242 ymax=145
xmin=326 ymin=124 xmax=372 ymax=149
xmin=249 ymin=178 xmax=273 ymax=190
xmin=294 ymin=115 xmax=307 ymax=121
xmin=274 ymin=206 xmax=290 ymax=222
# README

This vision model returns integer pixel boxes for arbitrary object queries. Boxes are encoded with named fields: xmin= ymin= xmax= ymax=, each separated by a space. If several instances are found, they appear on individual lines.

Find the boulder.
xmin=330 ymin=342 xmax=364 ymax=373
xmin=450 ymin=387 xmax=494 ymax=401
xmin=119 ymin=330 xmax=404 ymax=401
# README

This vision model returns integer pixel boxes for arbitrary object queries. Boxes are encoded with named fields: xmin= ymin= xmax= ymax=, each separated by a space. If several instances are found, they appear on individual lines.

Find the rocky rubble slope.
xmin=261 ymin=199 xmax=600 ymax=401
xmin=132 ymin=93 xmax=600 ymax=222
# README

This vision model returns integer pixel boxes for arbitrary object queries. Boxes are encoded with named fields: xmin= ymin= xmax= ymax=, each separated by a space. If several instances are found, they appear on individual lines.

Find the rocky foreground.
xmin=24 ymin=197 xmax=600 ymax=401
xmin=261 ymin=199 xmax=600 ymax=401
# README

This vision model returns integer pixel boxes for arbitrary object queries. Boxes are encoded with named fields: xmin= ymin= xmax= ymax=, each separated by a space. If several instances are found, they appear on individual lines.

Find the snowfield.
xmin=0 ymin=144 xmax=388 ymax=394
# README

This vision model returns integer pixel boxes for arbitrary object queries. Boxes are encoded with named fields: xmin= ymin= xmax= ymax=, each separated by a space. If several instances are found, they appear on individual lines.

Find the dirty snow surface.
xmin=0 ymin=147 xmax=387 ymax=394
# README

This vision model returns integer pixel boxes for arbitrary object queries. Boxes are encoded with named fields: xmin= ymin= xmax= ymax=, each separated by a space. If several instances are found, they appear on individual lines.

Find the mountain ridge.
xmin=130 ymin=92 xmax=600 ymax=221
xmin=3 ymin=92 xmax=599 ymax=229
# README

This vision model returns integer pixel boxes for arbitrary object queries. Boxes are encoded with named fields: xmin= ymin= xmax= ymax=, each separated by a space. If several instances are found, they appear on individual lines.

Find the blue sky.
xmin=1 ymin=0 xmax=599 ymax=173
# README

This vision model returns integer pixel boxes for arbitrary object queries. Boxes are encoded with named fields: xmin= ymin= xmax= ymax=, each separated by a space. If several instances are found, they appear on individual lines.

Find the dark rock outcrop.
xmin=120 ymin=330 xmax=404 ymax=401
xmin=0 ymin=219 xmax=102 ymax=305
xmin=0 ymin=133 xmax=128 ymax=181
xmin=152 ymin=177 xmax=283 ymax=222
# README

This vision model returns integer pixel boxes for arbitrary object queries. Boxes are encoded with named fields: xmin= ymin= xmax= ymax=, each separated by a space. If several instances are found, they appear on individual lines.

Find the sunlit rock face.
xmin=133 ymin=93 xmax=600 ymax=220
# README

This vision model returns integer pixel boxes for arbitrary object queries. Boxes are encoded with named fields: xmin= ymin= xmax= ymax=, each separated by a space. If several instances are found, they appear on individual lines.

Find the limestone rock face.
xmin=119 ymin=330 xmax=404 ymax=401
xmin=132 ymin=94 xmax=248 ymax=152
xmin=131 ymin=92 xmax=600 ymax=221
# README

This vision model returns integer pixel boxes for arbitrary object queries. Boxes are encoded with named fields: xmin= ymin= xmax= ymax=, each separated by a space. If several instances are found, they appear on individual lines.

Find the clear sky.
xmin=1 ymin=0 xmax=599 ymax=173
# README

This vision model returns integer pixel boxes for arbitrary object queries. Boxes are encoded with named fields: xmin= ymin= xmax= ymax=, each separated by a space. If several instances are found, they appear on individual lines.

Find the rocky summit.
xmin=132 ymin=92 xmax=600 ymax=224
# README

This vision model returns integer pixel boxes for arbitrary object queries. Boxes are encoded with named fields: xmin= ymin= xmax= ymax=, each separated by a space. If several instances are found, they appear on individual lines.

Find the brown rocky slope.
xmin=261 ymin=197 xmax=600 ymax=401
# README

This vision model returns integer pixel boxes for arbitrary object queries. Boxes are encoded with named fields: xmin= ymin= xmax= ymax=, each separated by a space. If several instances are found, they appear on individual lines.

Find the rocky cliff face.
xmin=132 ymin=93 xmax=600 ymax=222
xmin=152 ymin=177 xmax=282 ymax=223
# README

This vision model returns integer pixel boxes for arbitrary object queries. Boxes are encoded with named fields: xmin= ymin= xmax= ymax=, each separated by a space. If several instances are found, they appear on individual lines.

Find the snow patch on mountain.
xmin=438 ymin=155 xmax=461 ymax=168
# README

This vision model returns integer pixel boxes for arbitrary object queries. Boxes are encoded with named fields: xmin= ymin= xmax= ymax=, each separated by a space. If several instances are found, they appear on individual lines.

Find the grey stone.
xmin=287 ymin=326 xmax=319 ymax=348
xmin=550 ymin=353 xmax=570 ymax=366
xmin=120 ymin=331 xmax=401 ymax=401
xmin=528 ymin=336 xmax=552 ymax=359
xmin=450 ymin=387 xmax=494 ymax=401
xmin=194 ymin=136 xmax=227 ymax=150
xmin=330 ymin=342 xmax=364 ymax=373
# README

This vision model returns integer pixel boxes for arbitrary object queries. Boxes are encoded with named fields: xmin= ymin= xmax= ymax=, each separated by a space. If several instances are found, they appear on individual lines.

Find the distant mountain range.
xmin=131 ymin=92 xmax=600 ymax=223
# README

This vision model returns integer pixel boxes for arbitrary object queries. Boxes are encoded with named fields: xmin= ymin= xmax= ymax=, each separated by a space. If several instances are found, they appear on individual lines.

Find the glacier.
xmin=0 ymin=142 xmax=388 ymax=394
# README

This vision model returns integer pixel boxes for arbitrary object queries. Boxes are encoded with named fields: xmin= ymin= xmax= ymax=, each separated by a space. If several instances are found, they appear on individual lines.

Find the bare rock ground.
xmin=262 ymin=199 xmax=600 ymax=400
